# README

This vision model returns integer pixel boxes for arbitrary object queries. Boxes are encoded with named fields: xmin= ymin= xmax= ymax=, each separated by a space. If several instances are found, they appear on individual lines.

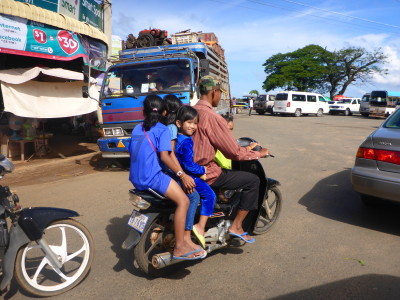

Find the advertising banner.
xmin=0 ymin=14 xmax=87 ymax=61
xmin=15 ymin=0 xmax=103 ymax=30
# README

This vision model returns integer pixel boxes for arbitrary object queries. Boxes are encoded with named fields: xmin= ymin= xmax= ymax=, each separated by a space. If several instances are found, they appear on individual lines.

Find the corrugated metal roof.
xmin=0 ymin=0 xmax=108 ymax=46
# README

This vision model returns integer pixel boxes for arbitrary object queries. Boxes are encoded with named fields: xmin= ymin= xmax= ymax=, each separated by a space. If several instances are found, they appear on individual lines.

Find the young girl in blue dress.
xmin=162 ymin=95 xmax=203 ymax=252
xmin=175 ymin=106 xmax=216 ymax=248
xmin=129 ymin=95 xmax=205 ymax=260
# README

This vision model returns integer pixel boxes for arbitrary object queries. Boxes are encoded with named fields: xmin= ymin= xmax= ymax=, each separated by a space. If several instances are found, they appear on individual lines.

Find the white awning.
xmin=1 ymin=80 xmax=99 ymax=118
xmin=0 ymin=67 xmax=95 ymax=84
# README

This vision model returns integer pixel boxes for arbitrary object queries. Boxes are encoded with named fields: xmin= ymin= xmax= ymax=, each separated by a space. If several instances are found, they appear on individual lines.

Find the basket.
xmin=171 ymin=32 xmax=199 ymax=44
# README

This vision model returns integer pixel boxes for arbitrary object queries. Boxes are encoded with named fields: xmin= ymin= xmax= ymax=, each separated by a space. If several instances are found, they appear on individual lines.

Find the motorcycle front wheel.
xmin=253 ymin=186 xmax=282 ymax=235
xmin=14 ymin=219 xmax=94 ymax=297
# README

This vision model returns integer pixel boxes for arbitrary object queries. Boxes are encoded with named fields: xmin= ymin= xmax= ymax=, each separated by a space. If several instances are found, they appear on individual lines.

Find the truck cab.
xmin=97 ymin=43 xmax=230 ymax=158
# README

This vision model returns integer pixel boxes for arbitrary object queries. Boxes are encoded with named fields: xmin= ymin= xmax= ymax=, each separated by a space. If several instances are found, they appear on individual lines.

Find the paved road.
xmin=5 ymin=113 xmax=400 ymax=300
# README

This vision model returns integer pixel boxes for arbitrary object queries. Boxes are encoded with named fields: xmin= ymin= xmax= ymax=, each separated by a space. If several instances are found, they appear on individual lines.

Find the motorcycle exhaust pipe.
xmin=152 ymin=252 xmax=185 ymax=269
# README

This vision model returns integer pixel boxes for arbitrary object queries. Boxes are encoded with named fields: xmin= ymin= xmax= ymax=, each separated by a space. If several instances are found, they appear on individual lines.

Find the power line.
xmin=274 ymin=0 xmax=400 ymax=30
xmin=208 ymin=0 xmax=400 ymax=36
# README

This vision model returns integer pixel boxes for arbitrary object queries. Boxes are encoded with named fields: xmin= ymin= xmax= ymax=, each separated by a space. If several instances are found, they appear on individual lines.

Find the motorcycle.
xmin=122 ymin=137 xmax=282 ymax=276
xmin=0 ymin=155 xmax=94 ymax=297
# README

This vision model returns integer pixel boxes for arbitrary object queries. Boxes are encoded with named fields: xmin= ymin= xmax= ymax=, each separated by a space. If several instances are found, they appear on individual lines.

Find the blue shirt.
xmin=129 ymin=122 xmax=172 ymax=190
xmin=175 ymin=134 xmax=205 ymax=177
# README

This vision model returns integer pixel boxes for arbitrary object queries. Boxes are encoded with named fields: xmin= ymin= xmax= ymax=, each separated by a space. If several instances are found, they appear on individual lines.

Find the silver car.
xmin=351 ymin=108 xmax=400 ymax=205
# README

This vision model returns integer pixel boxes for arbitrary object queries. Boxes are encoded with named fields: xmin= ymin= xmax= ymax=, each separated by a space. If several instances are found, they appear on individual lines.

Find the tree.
xmin=249 ymin=89 xmax=259 ymax=96
xmin=262 ymin=45 xmax=388 ymax=99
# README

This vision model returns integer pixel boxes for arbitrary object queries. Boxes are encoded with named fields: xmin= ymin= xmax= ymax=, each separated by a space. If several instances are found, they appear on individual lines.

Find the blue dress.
xmin=129 ymin=123 xmax=172 ymax=195
xmin=175 ymin=134 xmax=216 ymax=216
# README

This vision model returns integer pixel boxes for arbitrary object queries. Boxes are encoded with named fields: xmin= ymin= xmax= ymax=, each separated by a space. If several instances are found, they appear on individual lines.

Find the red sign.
xmin=57 ymin=30 xmax=79 ymax=55
xmin=33 ymin=29 xmax=47 ymax=44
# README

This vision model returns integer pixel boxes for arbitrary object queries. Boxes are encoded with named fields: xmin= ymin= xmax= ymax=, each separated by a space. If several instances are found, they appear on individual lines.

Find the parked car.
xmin=351 ymin=108 xmax=400 ymax=206
xmin=329 ymin=98 xmax=361 ymax=116
xmin=254 ymin=94 xmax=275 ymax=114
xmin=273 ymin=91 xmax=329 ymax=117
xmin=359 ymin=93 xmax=371 ymax=117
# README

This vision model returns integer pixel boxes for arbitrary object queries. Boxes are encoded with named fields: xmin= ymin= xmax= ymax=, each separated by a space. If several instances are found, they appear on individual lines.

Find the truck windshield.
xmin=101 ymin=60 xmax=192 ymax=98
xmin=337 ymin=99 xmax=352 ymax=104
xmin=256 ymin=95 xmax=266 ymax=101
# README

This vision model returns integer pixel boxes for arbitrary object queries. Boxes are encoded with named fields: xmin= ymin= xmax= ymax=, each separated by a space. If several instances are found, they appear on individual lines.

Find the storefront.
xmin=0 ymin=0 xmax=110 ymax=161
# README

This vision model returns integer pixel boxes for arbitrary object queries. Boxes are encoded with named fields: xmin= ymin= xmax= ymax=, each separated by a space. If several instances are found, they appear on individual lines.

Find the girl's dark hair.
xmin=163 ymin=94 xmax=182 ymax=125
xmin=176 ymin=105 xmax=199 ymax=124
xmin=143 ymin=95 xmax=166 ymax=131
xmin=221 ymin=113 xmax=234 ymax=123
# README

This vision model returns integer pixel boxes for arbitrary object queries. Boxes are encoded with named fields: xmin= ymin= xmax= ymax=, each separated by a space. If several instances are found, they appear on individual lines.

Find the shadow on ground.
xmin=298 ymin=169 xmax=400 ymax=236
xmin=105 ymin=215 xmax=244 ymax=281
xmin=271 ymin=274 xmax=400 ymax=299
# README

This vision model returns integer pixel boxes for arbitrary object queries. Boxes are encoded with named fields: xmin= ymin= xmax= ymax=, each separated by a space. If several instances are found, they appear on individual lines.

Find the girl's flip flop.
xmin=172 ymin=247 xmax=207 ymax=260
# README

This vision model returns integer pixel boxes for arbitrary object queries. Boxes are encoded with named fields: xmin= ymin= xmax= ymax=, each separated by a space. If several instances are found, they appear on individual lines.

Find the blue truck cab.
xmin=97 ymin=42 xmax=230 ymax=158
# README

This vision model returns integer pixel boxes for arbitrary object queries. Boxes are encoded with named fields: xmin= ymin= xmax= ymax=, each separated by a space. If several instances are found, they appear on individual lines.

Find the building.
xmin=0 ymin=0 xmax=112 ymax=160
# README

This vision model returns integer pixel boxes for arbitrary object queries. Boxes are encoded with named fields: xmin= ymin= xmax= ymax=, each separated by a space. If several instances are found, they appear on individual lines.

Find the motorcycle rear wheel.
xmin=253 ymin=186 xmax=282 ymax=235
xmin=14 ymin=219 xmax=94 ymax=297
xmin=134 ymin=216 xmax=176 ymax=277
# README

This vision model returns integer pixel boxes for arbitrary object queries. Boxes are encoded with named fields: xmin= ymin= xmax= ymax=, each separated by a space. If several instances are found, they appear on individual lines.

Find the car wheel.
xmin=361 ymin=195 xmax=382 ymax=207
xmin=344 ymin=108 xmax=351 ymax=116
xmin=316 ymin=109 xmax=323 ymax=117
xmin=294 ymin=109 xmax=301 ymax=117
xmin=257 ymin=110 xmax=265 ymax=115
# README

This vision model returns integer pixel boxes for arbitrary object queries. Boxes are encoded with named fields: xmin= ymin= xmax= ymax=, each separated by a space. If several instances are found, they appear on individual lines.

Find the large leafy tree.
xmin=262 ymin=45 xmax=388 ymax=99
xmin=249 ymin=89 xmax=259 ymax=96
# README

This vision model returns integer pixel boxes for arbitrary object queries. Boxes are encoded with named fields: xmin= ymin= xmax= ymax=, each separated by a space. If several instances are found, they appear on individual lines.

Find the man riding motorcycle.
xmin=193 ymin=76 xmax=270 ymax=243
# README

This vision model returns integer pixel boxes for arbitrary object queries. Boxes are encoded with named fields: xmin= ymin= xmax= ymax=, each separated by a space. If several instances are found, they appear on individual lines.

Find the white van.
xmin=273 ymin=91 xmax=329 ymax=117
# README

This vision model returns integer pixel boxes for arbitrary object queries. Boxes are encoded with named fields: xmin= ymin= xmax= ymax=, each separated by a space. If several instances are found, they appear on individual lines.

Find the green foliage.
xmin=249 ymin=89 xmax=259 ymax=96
xmin=262 ymin=45 xmax=388 ymax=98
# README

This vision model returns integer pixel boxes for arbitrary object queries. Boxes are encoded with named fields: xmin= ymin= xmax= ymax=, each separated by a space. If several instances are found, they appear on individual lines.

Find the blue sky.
xmin=111 ymin=0 xmax=400 ymax=98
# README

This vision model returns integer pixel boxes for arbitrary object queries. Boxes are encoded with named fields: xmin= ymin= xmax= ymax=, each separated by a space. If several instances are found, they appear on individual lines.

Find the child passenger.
xmin=128 ymin=95 xmax=205 ymax=260
xmin=175 ymin=106 xmax=216 ymax=249
xmin=162 ymin=95 xmax=203 ymax=253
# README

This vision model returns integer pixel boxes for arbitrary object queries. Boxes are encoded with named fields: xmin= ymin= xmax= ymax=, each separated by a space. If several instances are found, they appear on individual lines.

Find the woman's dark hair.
xmin=221 ymin=113 xmax=234 ymax=123
xmin=163 ymin=94 xmax=182 ymax=125
xmin=176 ymin=105 xmax=199 ymax=124
xmin=143 ymin=95 xmax=166 ymax=131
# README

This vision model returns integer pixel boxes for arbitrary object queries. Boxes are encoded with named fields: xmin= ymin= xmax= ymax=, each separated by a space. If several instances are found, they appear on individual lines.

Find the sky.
xmin=110 ymin=0 xmax=400 ymax=98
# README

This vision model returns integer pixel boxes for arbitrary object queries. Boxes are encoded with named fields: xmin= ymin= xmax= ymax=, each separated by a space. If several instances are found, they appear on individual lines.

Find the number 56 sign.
xmin=57 ymin=30 xmax=79 ymax=55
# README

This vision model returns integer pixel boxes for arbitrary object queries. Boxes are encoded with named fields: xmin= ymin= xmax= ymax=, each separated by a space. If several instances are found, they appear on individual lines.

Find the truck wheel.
xmin=316 ymin=109 xmax=323 ymax=117
xmin=344 ymin=108 xmax=351 ymax=116
xmin=294 ymin=109 xmax=301 ymax=117
xmin=257 ymin=110 xmax=265 ymax=115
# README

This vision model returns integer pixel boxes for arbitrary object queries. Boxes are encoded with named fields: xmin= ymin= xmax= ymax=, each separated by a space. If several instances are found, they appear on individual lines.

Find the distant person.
xmin=249 ymin=97 xmax=254 ymax=116
xmin=230 ymin=97 xmax=237 ymax=115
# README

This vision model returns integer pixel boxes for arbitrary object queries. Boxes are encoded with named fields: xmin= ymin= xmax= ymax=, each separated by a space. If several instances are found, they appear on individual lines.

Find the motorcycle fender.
xmin=18 ymin=207 xmax=79 ymax=241
xmin=122 ymin=212 xmax=159 ymax=250
xmin=1 ymin=224 xmax=30 ymax=291
xmin=267 ymin=177 xmax=280 ymax=188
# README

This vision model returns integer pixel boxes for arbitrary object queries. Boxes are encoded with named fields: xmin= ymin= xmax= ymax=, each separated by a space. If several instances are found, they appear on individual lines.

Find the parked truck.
xmin=93 ymin=31 xmax=230 ymax=158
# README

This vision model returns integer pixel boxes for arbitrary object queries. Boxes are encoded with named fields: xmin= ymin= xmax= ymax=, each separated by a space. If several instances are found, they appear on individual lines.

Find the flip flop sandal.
xmin=228 ymin=231 xmax=255 ymax=243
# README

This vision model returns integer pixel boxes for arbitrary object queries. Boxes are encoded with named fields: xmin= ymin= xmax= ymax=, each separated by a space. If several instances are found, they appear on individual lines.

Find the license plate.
xmin=127 ymin=210 xmax=149 ymax=233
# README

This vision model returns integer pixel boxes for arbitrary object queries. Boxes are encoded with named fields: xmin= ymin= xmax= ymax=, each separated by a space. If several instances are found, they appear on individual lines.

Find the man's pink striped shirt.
xmin=193 ymin=100 xmax=260 ymax=184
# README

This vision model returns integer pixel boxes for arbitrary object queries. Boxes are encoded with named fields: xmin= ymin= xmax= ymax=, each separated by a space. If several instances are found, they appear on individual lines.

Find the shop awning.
xmin=0 ymin=67 xmax=99 ymax=118
xmin=0 ymin=66 xmax=96 ymax=84
xmin=0 ymin=0 xmax=108 ymax=45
